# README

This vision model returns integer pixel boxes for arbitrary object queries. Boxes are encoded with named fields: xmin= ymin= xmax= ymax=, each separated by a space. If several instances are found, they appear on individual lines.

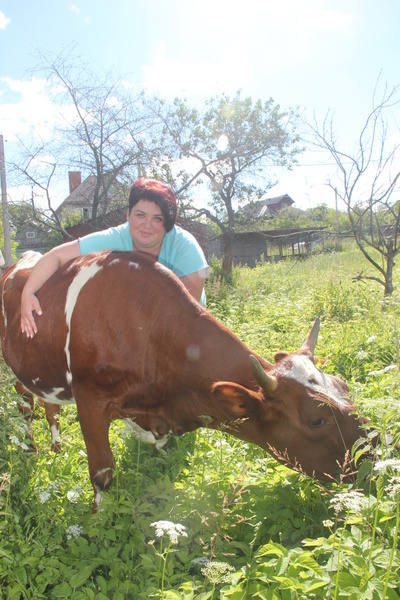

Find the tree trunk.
xmin=222 ymin=232 xmax=233 ymax=274
xmin=384 ymin=253 xmax=395 ymax=296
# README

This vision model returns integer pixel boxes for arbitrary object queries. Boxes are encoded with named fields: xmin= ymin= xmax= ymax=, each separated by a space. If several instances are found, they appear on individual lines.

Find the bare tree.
xmin=9 ymin=47 xmax=159 ymax=237
xmin=308 ymin=78 xmax=400 ymax=296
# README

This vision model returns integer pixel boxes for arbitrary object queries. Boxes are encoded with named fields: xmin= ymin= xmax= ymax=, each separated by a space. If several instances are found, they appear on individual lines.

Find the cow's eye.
xmin=309 ymin=418 xmax=327 ymax=429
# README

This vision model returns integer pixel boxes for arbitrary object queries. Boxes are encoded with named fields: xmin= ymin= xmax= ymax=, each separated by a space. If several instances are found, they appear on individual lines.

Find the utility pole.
xmin=0 ymin=134 xmax=12 ymax=266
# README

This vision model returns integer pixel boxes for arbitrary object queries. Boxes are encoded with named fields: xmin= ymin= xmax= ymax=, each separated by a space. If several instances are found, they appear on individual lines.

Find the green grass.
xmin=1 ymin=244 xmax=400 ymax=599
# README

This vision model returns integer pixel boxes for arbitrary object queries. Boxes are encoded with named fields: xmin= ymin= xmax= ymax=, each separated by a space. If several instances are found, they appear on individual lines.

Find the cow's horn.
xmin=250 ymin=355 xmax=278 ymax=391
xmin=301 ymin=317 xmax=320 ymax=354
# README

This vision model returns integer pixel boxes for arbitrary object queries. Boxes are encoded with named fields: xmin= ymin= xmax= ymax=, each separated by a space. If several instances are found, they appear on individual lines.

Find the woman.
xmin=21 ymin=178 xmax=209 ymax=338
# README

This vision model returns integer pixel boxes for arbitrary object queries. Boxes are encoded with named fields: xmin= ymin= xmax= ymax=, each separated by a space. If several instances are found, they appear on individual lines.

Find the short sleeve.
xmin=159 ymin=226 xmax=209 ymax=278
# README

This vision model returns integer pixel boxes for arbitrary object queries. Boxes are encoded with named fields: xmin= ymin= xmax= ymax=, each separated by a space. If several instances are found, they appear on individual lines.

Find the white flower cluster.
xmin=322 ymin=519 xmax=335 ymax=529
xmin=192 ymin=556 xmax=235 ymax=584
xmin=66 ymin=524 xmax=83 ymax=540
xmin=150 ymin=520 xmax=188 ymax=544
xmin=37 ymin=481 xmax=60 ymax=504
xmin=330 ymin=490 xmax=369 ymax=514
xmin=39 ymin=490 xmax=51 ymax=504
xmin=374 ymin=458 xmax=400 ymax=474
xmin=67 ymin=487 xmax=83 ymax=503
xmin=9 ymin=435 xmax=29 ymax=451
xmin=192 ymin=557 xmax=235 ymax=584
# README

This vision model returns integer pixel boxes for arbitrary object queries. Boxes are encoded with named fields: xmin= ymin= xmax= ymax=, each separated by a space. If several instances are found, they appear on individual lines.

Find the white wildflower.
xmin=39 ymin=490 xmax=51 ymax=504
xmin=323 ymin=519 xmax=335 ymax=528
xmin=368 ymin=364 xmax=398 ymax=377
xmin=10 ymin=436 xmax=21 ymax=446
xmin=374 ymin=458 xmax=400 ymax=474
xmin=18 ymin=422 xmax=29 ymax=435
xmin=356 ymin=350 xmax=368 ymax=361
xmin=200 ymin=561 xmax=235 ymax=585
xmin=330 ymin=490 xmax=369 ymax=514
xmin=66 ymin=524 xmax=83 ymax=540
xmin=367 ymin=336 xmax=377 ymax=344
xmin=387 ymin=477 xmax=400 ymax=500
xmin=67 ymin=488 xmax=82 ymax=503
xmin=150 ymin=520 xmax=188 ymax=544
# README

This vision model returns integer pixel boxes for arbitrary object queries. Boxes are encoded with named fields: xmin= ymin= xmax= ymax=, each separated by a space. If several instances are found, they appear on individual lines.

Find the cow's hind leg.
xmin=76 ymin=400 xmax=114 ymax=510
xmin=40 ymin=400 xmax=61 ymax=453
xmin=14 ymin=382 xmax=37 ymax=453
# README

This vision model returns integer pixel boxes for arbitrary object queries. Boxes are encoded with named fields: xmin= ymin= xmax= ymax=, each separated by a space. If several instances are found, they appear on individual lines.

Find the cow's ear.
xmin=274 ymin=351 xmax=289 ymax=363
xmin=212 ymin=382 xmax=263 ymax=419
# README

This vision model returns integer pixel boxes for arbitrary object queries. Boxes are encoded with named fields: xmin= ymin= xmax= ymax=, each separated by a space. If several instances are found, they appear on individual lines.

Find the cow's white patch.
xmin=109 ymin=258 xmax=140 ymax=270
xmin=50 ymin=423 xmax=60 ymax=446
xmin=124 ymin=419 xmax=170 ymax=449
xmin=93 ymin=467 xmax=114 ymax=509
xmin=19 ymin=399 xmax=32 ymax=410
xmin=94 ymin=490 xmax=103 ymax=509
xmin=64 ymin=262 xmax=103 ymax=372
xmin=38 ymin=388 xmax=75 ymax=405
xmin=11 ymin=251 xmax=42 ymax=275
xmin=287 ymin=355 xmax=349 ymax=408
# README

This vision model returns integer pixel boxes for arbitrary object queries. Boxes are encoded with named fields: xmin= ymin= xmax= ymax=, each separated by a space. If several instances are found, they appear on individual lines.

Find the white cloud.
xmin=0 ymin=10 xmax=11 ymax=29
xmin=0 ymin=77 xmax=55 ymax=142
xmin=69 ymin=4 xmax=90 ymax=24
xmin=70 ymin=4 xmax=81 ymax=17
xmin=299 ymin=9 xmax=356 ymax=36
xmin=0 ymin=76 xmax=75 ymax=143
xmin=141 ymin=43 xmax=251 ymax=98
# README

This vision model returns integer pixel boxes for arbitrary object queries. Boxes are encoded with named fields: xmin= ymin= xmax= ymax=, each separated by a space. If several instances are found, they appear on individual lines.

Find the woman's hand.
xmin=19 ymin=240 xmax=82 ymax=338
xmin=21 ymin=291 xmax=42 ymax=338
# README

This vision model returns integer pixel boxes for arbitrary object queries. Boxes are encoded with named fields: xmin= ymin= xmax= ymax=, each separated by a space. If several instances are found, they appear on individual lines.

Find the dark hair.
xmin=128 ymin=178 xmax=177 ymax=233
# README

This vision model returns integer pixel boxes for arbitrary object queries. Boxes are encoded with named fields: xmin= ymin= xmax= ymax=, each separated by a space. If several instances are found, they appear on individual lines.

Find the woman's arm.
xmin=180 ymin=268 xmax=207 ymax=303
xmin=21 ymin=240 xmax=82 ymax=338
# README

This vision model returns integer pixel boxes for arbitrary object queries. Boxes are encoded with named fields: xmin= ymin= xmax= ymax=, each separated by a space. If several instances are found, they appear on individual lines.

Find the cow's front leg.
xmin=76 ymin=402 xmax=114 ymax=510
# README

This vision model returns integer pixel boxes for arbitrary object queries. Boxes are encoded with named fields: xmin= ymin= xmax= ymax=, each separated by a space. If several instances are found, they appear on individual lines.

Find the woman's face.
xmin=127 ymin=199 xmax=166 ymax=255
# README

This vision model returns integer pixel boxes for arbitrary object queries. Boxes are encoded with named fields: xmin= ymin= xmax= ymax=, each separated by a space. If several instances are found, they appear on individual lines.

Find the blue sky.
xmin=1 ymin=0 xmax=399 ymax=210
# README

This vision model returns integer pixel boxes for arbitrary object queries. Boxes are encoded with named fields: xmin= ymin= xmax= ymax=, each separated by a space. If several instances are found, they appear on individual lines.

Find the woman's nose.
xmin=143 ymin=217 xmax=152 ymax=228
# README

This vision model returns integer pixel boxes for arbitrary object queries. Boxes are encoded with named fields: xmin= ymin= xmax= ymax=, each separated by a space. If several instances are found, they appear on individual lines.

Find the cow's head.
xmin=212 ymin=318 xmax=367 ymax=482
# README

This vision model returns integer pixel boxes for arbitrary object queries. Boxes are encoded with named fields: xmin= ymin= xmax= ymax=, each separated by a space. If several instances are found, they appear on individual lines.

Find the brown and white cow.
xmin=0 ymin=250 xmax=367 ymax=508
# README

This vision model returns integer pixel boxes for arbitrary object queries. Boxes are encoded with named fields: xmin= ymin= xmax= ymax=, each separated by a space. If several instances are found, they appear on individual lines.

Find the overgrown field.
xmin=1 ymin=245 xmax=400 ymax=599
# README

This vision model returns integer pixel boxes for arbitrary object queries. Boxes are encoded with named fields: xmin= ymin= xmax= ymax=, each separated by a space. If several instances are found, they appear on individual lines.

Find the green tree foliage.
xmin=270 ymin=203 xmax=351 ymax=232
xmin=157 ymin=90 xmax=302 ymax=272
xmin=0 ymin=204 xmax=19 ymax=263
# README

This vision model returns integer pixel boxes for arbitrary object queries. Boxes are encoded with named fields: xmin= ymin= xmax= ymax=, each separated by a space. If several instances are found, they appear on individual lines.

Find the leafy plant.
xmin=1 ymin=241 xmax=399 ymax=598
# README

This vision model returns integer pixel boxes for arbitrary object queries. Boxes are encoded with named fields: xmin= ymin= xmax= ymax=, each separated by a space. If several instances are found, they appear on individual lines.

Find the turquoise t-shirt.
xmin=79 ymin=223 xmax=209 ymax=305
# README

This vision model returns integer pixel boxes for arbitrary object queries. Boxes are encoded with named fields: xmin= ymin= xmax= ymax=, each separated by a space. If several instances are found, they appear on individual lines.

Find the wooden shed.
xmin=208 ymin=227 xmax=326 ymax=266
